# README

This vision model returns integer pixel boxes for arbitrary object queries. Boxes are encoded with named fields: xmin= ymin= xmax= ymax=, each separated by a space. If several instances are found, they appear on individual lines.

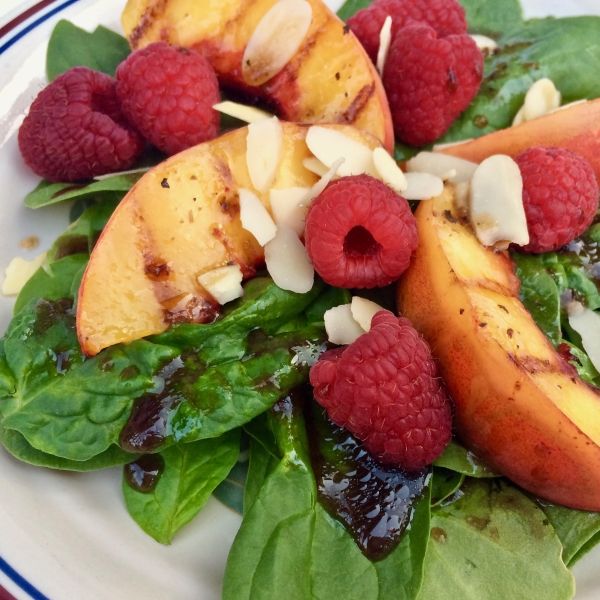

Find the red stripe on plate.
xmin=0 ymin=0 xmax=58 ymax=39
xmin=0 ymin=585 xmax=16 ymax=600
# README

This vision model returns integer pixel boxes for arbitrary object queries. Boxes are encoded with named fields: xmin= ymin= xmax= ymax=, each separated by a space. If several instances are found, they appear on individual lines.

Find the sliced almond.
xmin=246 ymin=116 xmax=283 ymax=192
xmin=523 ymin=78 xmax=561 ymax=121
xmin=270 ymin=187 xmax=311 ymax=236
xmin=197 ymin=265 xmax=243 ymax=305
xmin=470 ymin=34 xmax=498 ymax=55
xmin=264 ymin=224 xmax=314 ymax=293
xmin=350 ymin=296 xmax=385 ymax=332
xmin=305 ymin=126 xmax=377 ymax=177
xmin=566 ymin=301 xmax=600 ymax=373
xmin=376 ymin=15 xmax=392 ymax=76
xmin=213 ymin=101 xmax=272 ymax=124
xmin=2 ymin=251 xmax=47 ymax=296
xmin=407 ymin=151 xmax=477 ymax=184
xmin=373 ymin=147 xmax=407 ymax=192
xmin=303 ymin=157 xmax=345 ymax=204
xmin=468 ymin=155 xmax=528 ymax=247
xmin=239 ymin=188 xmax=277 ymax=246
xmin=242 ymin=0 xmax=313 ymax=86
xmin=324 ymin=304 xmax=366 ymax=345
xmin=403 ymin=172 xmax=444 ymax=200
xmin=303 ymin=156 xmax=330 ymax=177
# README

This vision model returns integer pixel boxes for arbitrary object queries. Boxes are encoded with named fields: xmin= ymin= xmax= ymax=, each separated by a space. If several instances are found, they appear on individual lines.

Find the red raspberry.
xmin=18 ymin=67 xmax=144 ymax=182
xmin=514 ymin=147 xmax=599 ymax=253
xmin=304 ymin=174 xmax=418 ymax=288
xmin=382 ymin=23 xmax=483 ymax=146
xmin=116 ymin=42 xmax=220 ymax=156
xmin=310 ymin=311 xmax=452 ymax=469
xmin=347 ymin=0 xmax=467 ymax=63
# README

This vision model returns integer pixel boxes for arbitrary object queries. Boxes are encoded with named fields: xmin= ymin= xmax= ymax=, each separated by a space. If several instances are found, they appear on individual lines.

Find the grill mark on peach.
xmin=339 ymin=83 xmax=375 ymax=125
xmin=128 ymin=0 xmax=168 ymax=49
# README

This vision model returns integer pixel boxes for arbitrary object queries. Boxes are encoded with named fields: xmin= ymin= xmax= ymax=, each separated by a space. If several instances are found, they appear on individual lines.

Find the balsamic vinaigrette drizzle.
xmin=124 ymin=454 xmax=166 ymax=494
xmin=305 ymin=398 xmax=429 ymax=562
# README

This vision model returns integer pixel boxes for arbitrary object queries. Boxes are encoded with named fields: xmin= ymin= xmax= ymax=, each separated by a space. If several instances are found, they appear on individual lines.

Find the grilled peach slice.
xmin=439 ymin=98 xmax=600 ymax=180
xmin=77 ymin=122 xmax=381 ymax=356
xmin=397 ymin=187 xmax=600 ymax=510
xmin=121 ymin=0 xmax=394 ymax=152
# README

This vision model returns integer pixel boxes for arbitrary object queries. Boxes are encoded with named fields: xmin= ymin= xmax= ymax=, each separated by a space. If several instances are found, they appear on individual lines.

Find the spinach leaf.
xmin=417 ymin=479 xmax=575 ymax=600
xmin=24 ymin=173 xmax=142 ymax=209
xmin=439 ymin=16 xmax=600 ymax=144
xmin=431 ymin=467 xmax=465 ymax=507
xmin=337 ymin=0 xmax=372 ymax=21
xmin=513 ymin=252 xmax=562 ymax=346
xmin=46 ymin=20 xmax=131 ymax=81
xmin=537 ymin=500 xmax=600 ymax=567
xmin=460 ymin=0 xmax=523 ymax=36
xmin=0 ymin=424 xmax=136 ymax=471
xmin=560 ymin=342 xmax=600 ymax=386
xmin=46 ymin=197 xmax=120 ymax=263
xmin=1 ymin=280 xmax=337 ymax=463
xmin=13 ymin=255 xmax=88 ymax=316
xmin=223 ymin=397 xmax=432 ymax=600
xmin=433 ymin=440 xmax=498 ymax=478
xmin=0 ymin=298 xmax=177 ymax=460
xmin=122 ymin=429 xmax=240 ymax=544
xmin=213 ymin=459 xmax=248 ymax=515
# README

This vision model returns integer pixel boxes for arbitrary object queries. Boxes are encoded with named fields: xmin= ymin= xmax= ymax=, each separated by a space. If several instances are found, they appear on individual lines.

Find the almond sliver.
xmin=373 ymin=147 xmax=407 ymax=192
xmin=303 ymin=156 xmax=330 ymax=177
xmin=265 ymin=225 xmax=314 ymax=293
xmin=246 ymin=116 xmax=283 ymax=192
xmin=270 ymin=187 xmax=311 ymax=236
xmin=403 ymin=172 xmax=444 ymax=200
xmin=242 ymin=0 xmax=313 ymax=87
xmin=213 ymin=101 xmax=272 ymax=123
xmin=376 ymin=15 xmax=392 ymax=75
xmin=197 ymin=265 xmax=243 ymax=305
xmin=306 ymin=126 xmax=377 ymax=177
xmin=239 ymin=188 xmax=277 ymax=246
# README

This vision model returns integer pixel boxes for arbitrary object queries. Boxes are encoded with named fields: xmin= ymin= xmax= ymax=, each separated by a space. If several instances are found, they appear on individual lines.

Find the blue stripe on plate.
xmin=0 ymin=0 xmax=81 ymax=55
xmin=0 ymin=556 xmax=50 ymax=600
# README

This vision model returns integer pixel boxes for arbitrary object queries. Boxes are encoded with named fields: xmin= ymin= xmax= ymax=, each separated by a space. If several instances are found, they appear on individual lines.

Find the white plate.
xmin=0 ymin=0 xmax=598 ymax=598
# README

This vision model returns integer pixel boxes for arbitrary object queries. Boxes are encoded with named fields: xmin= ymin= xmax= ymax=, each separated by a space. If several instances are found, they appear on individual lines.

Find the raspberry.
xmin=18 ymin=67 xmax=144 ymax=182
xmin=382 ymin=23 xmax=483 ymax=146
xmin=116 ymin=42 xmax=220 ymax=156
xmin=347 ymin=0 xmax=467 ymax=63
xmin=514 ymin=147 xmax=599 ymax=253
xmin=304 ymin=174 xmax=418 ymax=288
xmin=310 ymin=311 xmax=452 ymax=469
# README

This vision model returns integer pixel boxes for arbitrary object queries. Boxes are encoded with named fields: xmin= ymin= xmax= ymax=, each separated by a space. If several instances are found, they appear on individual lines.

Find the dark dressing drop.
xmin=306 ymin=400 xmax=429 ymax=561
xmin=124 ymin=454 xmax=166 ymax=493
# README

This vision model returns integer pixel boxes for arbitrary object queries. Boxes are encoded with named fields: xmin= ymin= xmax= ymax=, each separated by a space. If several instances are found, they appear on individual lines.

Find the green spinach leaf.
xmin=537 ymin=500 xmax=600 ymax=567
xmin=439 ymin=16 xmax=600 ymax=144
xmin=0 ymin=424 xmax=136 ymax=471
xmin=0 ymin=299 xmax=177 ymax=460
xmin=460 ymin=0 xmax=523 ymax=36
xmin=433 ymin=440 xmax=499 ymax=478
xmin=24 ymin=173 xmax=142 ymax=209
xmin=122 ymin=429 xmax=240 ymax=544
xmin=431 ymin=467 xmax=465 ymax=507
xmin=513 ymin=252 xmax=562 ymax=346
xmin=223 ymin=398 xmax=431 ymax=600
xmin=337 ymin=0 xmax=372 ymax=21
xmin=13 ymin=255 xmax=88 ymax=316
xmin=46 ymin=20 xmax=131 ymax=81
xmin=1 ymin=280 xmax=337 ymax=463
xmin=417 ymin=479 xmax=575 ymax=600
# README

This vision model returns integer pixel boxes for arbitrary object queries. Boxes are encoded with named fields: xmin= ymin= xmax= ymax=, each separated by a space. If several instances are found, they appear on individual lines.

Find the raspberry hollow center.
xmin=343 ymin=226 xmax=382 ymax=257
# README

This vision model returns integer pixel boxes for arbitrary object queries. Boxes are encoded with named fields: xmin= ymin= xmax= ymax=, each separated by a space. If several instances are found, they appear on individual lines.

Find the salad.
xmin=1 ymin=0 xmax=600 ymax=598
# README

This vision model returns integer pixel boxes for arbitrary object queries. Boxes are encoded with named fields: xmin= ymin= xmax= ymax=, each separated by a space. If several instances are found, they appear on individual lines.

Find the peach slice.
xmin=397 ymin=187 xmax=600 ymax=510
xmin=77 ymin=122 xmax=382 ymax=356
xmin=438 ymin=98 xmax=600 ymax=180
xmin=121 ymin=0 xmax=394 ymax=152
